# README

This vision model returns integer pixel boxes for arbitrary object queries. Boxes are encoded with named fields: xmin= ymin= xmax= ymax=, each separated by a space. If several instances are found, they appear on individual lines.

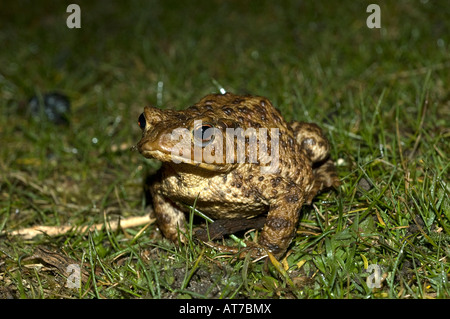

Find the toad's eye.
xmin=138 ymin=113 xmax=146 ymax=130
xmin=193 ymin=123 xmax=215 ymax=147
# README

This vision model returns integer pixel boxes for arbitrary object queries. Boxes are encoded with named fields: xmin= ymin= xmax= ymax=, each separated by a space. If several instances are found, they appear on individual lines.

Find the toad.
xmin=136 ymin=92 xmax=339 ymax=258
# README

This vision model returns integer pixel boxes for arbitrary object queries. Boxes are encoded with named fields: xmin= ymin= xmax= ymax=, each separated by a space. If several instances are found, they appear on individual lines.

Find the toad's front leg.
xmin=205 ymin=177 xmax=307 ymax=259
xmin=202 ymin=187 xmax=305 ymax=259
xmin=149 ymin=173 xmax=187 ymax=243
xmin=258 ymin=188 xmax=305 ymax=258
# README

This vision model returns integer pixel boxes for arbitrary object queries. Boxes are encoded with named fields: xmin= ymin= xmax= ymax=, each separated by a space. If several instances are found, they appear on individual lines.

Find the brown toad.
xmin=136 ymin=92 xmax=339 ymax=258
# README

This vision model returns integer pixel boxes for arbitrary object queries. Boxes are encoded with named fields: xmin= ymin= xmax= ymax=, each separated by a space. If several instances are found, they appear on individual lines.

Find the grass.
xmin=0 ymin=0 xmax=449 ymax=299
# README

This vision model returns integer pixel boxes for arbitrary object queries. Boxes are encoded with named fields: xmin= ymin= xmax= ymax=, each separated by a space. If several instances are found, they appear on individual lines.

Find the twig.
xmin=3 ymin=215 xmax=155 ymax=240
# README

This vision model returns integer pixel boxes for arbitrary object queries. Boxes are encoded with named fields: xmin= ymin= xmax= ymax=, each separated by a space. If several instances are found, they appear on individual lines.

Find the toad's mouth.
xmin=137 ymin=141 xmax=233 ymax=172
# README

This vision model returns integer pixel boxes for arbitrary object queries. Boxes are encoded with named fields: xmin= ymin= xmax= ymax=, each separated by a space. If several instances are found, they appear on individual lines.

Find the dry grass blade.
xmin=3 ymin=215 xmax=155 ymax=240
